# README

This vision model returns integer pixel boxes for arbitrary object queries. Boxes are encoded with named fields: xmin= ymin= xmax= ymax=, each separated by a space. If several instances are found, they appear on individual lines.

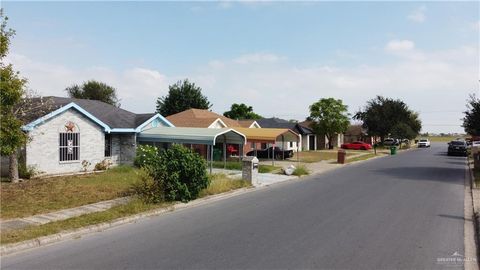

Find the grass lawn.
xmin=0 ymin=166 xmax=140 ymax=219
xmin=1 ymin=174 xmax=248 ymax=245
xmin=293 ymin=150 xmax=357 ymax=163
xmin=346 ymin=152 xmax=388 ymax=163
xmin=212 ymin=161 xmax=281 ymax=174
xmin=426 ymin=136 xmax=463 ymax=142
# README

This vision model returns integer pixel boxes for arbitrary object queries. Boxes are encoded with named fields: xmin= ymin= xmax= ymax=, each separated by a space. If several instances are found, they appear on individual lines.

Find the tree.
xmin=156 ymin=79 xmax=212 ymax=116
xmin=354 ymin=96 xmax=422 ymax=142
xmin=309 ymin=98 xmax=350 ymax=149
xmin=223 ymin=103 xmax=262 ymax=120
xmin=463 ymin=94 xmax=480 ymax=136
xmin=65 ymin=80 xmax=120 ymax=107
xmin=0 ymin=11 xmax=52 ymax=181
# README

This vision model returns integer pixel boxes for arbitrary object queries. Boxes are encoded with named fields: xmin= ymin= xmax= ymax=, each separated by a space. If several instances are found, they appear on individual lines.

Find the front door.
xmin=309 ymin=135 xmax=315 ymax=150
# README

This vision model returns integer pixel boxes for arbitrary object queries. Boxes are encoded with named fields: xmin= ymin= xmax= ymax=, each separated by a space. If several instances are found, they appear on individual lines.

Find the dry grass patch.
xmin=1 ymin=173 xmax=251 ymax=245
xmin=0 ymin=166 xmax=140 ymax=219
xmin=199 ymin=173 xmax=251 ymax=197
xmin=294 ymin=150 xmax=359 ymax=163
xmin=0 ymin=198 xmax=165 ymax=245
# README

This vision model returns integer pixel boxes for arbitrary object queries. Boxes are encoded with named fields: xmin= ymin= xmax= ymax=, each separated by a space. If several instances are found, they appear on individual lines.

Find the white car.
xmin=417 ymin=139 xmax=431 ymax=148
xmin=472 ymin=141 xmax=480 ymax=148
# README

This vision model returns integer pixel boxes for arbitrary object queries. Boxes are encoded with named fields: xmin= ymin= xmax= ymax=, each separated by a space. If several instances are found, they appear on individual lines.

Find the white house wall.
xmin=26 ymin=109 xmax=105 ymax=175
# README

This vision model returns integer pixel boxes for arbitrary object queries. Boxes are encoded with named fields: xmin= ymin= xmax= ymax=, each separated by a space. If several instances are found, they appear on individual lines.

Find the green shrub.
xmin=134 ymin=145 xmax=160 ymax=168
xmin=132 ymin=168 xmax=164 ymax=204
xmin=135 ymin=144 xmax=209 ymax=202
xmin=292 ymin=165 xmax=310 ymax=176
xmin=18 ymin=164 xmax=39 ymax=179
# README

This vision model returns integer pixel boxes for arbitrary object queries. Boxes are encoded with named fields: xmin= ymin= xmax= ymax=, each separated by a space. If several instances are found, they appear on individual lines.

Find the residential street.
xmin=2 ymin=143 xmax=466 ymax=270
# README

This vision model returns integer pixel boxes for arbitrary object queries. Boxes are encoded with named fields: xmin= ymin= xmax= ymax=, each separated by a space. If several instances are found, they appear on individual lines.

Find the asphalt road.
xmin=2 ymin=143 xmax=466 ymax=269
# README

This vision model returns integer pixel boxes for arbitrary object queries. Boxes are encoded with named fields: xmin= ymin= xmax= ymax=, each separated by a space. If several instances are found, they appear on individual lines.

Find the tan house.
xmin=166 ymin=109 xmax=260 ymax=157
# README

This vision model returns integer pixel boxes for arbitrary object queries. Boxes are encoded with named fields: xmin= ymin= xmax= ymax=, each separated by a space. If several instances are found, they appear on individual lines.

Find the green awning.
xmin=138 ymin=127 xmax=246 ymax=145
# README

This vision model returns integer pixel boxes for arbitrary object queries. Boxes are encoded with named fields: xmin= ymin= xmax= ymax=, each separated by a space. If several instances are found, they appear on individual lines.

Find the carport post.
xmin=272 ymin=143 xmax=275 ymax=166
xmin=223 ymin=135 xmax=227 ymax=170
xmin=210 ymin=144 xmax=213 ymax=174
xmin=297 ymin=137 xmax=300 ymax=164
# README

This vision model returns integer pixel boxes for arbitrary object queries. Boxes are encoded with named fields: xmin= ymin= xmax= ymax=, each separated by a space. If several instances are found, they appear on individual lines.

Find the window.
xmin=251 ymin=142 xmax=255 ymax=148
xmin=290 ymin=142 xmax=293 ymax=147
xmin=59 ymin=132 xmax=80 ymax=162
xmin=261 ymin=143 xmax=267 ymax=149
xmin=105 ymin=134 xmax=112 ymax=157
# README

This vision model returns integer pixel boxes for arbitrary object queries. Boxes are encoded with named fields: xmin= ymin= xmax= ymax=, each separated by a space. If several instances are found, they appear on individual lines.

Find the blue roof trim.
xmin=22 ymin=102 xmax=111 ymax=132
xmin=135 ymin=113 xmax=174 ymax=132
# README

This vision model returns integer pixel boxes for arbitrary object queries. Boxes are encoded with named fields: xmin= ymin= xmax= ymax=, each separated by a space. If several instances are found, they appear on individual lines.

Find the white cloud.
xmin=6 ymin=53 xmax=171 ymax=113
xmin=7 ymin=43 xmax=478 ymax=133
xmin=408 ymin=6 xmax=426 ymax=23
xmin=233 ymin=53 xmax=285 ymax=64
xmin=385 ymin=40 xmax=415 ymax=52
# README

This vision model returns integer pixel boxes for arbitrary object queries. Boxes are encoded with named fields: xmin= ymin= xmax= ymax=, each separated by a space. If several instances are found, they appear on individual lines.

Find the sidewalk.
xmin=0 ymin=197 xmax=130 ymax=231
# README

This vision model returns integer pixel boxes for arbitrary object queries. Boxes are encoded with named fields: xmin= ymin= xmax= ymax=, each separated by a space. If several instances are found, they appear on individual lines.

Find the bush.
xmin=134 ymin=145 xmax=160 ymax=168
xmin=94 ymin=159 xmax=112 ymax=171
xmin=152 ymin=145 xmax=209 ymax=202
xmin=18 ymin=164 xmax=39 ymax=179
xmin=132 ymin=168 xmax=164 ymax=204
xmin=133 ymin=144 xmax=210 ymax=203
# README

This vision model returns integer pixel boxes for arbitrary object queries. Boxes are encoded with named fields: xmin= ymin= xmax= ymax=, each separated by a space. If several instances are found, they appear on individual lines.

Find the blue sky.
xmin=4 ymin=1 xmax=480 ymax=133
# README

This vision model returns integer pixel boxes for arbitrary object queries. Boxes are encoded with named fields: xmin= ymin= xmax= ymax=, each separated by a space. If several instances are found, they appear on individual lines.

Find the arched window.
xmin=59 ymin=121 xmax=80 ymax=162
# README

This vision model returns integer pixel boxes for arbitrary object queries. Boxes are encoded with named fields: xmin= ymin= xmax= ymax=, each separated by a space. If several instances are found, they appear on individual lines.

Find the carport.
xmin=138 ymin=127 xmax=246 ymax=173
xmin=233 ymin=127 xmax=300 ymax=165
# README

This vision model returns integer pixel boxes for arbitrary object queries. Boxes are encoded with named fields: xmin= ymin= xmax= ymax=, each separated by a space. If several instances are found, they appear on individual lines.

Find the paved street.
xmin=2 ymin=143 xmax=466 ymax=269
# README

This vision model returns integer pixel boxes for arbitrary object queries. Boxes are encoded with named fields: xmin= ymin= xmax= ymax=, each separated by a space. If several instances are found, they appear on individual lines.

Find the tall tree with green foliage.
xmin=463 ymin=94 xmax=480 ymax=136
xmin=0 ymin=10 xmax=53 ymax=181
xmin=0 ymin=11 xmax=27 ymax=181
xmin=223 ymin=103 xmax=262 ymax=120
xmin=354 ymin=96 xmax=422 ymax=142
xmin=156 ymin=79 xmax=212 ymax=116
xmin=65 ymin=80 xmax=120 ymax=107
xmin=309 ymin=98 xmax=350 ymax=149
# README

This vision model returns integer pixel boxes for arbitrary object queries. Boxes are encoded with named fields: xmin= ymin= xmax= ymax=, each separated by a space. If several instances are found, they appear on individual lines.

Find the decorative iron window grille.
xmin=59 ymin=132 xmax=80 ymax=161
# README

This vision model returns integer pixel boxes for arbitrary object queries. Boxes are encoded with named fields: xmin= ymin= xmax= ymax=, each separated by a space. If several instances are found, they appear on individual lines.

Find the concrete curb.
xmin=465 ymin=160 xmax=479 ymax=270
xmin=1 ymin=187 xmax=257 ymax=256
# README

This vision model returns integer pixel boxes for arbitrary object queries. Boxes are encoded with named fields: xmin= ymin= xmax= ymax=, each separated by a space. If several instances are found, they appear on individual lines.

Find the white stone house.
xmin=2 ymin=97 xmax=173 ymax=176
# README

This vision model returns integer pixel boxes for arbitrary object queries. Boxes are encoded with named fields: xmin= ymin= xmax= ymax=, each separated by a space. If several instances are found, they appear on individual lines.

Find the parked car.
xmin=417 ymin=138 xmax=431 ymax=148
xmin=472 ymin=141 xmax=480 ymax=147
xmin=447 ymin=140 xmax=468 ymax=156
xmin=383 ymin=138 xmax=399 ymax=146
xmin=246 ymin=147 xmax=294 ymax=160
xmin=341 ymin=141 xmax=372 ymax=150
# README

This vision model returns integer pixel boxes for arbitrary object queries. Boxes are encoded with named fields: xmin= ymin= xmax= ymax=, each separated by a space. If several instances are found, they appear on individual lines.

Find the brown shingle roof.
xmin=166 ymin=109 xmax=241 ymax=128
xmin=238 ymin=120 xmax=257 ymax=128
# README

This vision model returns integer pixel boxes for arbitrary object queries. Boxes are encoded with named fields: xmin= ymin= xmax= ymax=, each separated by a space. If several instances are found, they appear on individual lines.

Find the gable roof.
xmin=258 ymin=118 xmax=314 ymax=135
xmin=166 ymin=109 xmax=241 ymax=128
xmin=22 ymin=96 xmax=173 ymax=131
xmin=238 ymin=120 xmax=260 ymax=128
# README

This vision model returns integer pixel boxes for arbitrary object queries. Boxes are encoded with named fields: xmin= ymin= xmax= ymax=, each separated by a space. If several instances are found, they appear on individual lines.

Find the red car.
xmin=341 ymin=141 xmax=372 ymax=150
